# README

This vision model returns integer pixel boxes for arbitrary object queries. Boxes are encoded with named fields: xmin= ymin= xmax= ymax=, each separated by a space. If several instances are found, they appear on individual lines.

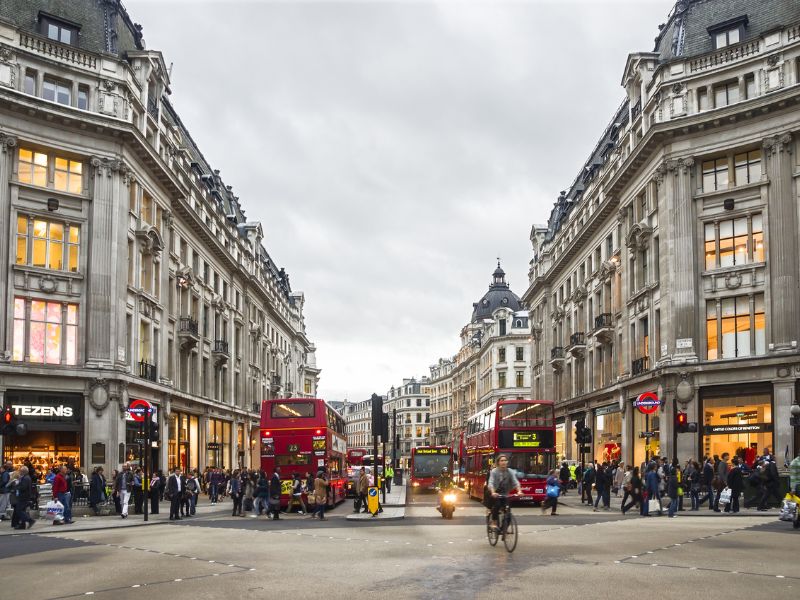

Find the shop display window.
xmin=702 ymin=391 xmax=772 ymax=463
xmin=594 ymin=410 xmax=622 ymax=463
xmin=632 ymin=408 xmax=660 ymax=468
xmin=4 ymin=431 xmax=81 ymax=482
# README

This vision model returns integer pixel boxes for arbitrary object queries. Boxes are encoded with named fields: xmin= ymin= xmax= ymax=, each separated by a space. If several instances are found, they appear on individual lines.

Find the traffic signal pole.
xmin=143 ymin=411 xmax=150 ymax=522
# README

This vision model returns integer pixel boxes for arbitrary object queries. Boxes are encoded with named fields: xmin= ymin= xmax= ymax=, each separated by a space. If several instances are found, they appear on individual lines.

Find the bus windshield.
xmin=271 ymin=401 xmax=315 ymax=419
xmin=498 ymin=403 xmax=553 ymax=427
xmin=413 ymin=454 xmax=451 ymax=477
xmin=506 ymin=452 xmax=555 ymax=479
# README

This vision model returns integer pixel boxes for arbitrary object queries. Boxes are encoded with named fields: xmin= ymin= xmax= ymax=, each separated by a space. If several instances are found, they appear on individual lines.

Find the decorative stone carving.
xmin=88 ymin=378 xmax=111 ymax=415
xmin=175 ymin=266 xmax=197 ymax=289
xmin=762 ymin=133 xmax=793 ymax=156
xmin=626 ymin=220 xmax=654 ymax=250
xmin=767 ymin=54 xmax=780 ymax=67
xmin=599 ymin=260 xmax=618 ymax=281
xmin=90 ymin=156 xmax=127 ymax=178
xmin=724 ymin=272 xmax=742 ymax=290
xmin=551 ymin=306 xmax=565 ymax=321
xmin=0 ymin=133 xmax=17 ymax=153
xmin=38 ymin=276 xmax=57 ymax=293
xmin=531 ymin=324 xmax=543 ymax=341
xmin=135 ymin=225 xmax=164 ymax=257
xmin=570 ymin=283 xmax=588 ymax=303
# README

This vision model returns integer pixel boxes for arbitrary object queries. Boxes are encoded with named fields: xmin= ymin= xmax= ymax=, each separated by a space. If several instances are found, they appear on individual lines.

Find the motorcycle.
xmin=437 ymin=490 xmax=457 ymax=520
xmin=778 ymin=485 xmax=800 ymax=529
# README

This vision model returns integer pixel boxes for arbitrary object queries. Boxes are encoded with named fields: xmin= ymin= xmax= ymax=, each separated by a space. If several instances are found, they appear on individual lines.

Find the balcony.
xmin=631 ymin=356 xmax=650 ymax=376
xmin=567 ymin=332 xmax=586 ymax=357
xmin=147 ymin=95 xmax=160 ymax=120
xmin=434 ymin=426 xmax=448 ymax=434
xmin=212 ymin=340 xmax=229 ymax=365
xmin=593 ymin=313 xmax=614 ymax=343
xmin=270 ymin=374 xmax=281 ymax=392
xmin=549 ymin=346 xmax=565 ymax=372
xmin=139 ymin=360 xmax=157 ymax=382
xmin=19 ymin=31 xmax=97 ymax=69
xmin=177 ymin=317 xmax=199 ymax=350
xmin=631 ymin=99 xmax=641 ymax=120
xmin=252 ymin=401 xmax=261 ymax=414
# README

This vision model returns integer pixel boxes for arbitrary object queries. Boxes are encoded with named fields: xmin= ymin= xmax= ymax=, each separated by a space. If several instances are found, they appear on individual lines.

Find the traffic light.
xmin=149 ymin=414 xmax=160 ymax=442
xmin=574 ymin=419 xmax=585 ymax=445
xmin=580 ymin=428 xmax=592 ymax=444
xmin=1 ymin=405 xmax=27 ymax=436
xmin=676 ymin=411 xmax=688 ymax=433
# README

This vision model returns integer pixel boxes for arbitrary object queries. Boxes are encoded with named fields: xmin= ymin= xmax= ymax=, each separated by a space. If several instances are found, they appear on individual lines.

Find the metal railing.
xmin=147 ymin=95 xmax=159 ymax=120
xmin=631 ymin=356 xmax=650 ymax=376
xmin=139 ymin=360 xmax=157 ymax=382
xmin=178 ymin=317 xmax=199 ymax=336
xmin=550 ymin=346 xmax=565 ymax=360
xmin=594 ymin=313 xmax=613 ymax=329
xmin=631 ymin=99 xmax=642 ymax=120
xmin=569 ymin=332 xmax=585 ymax=346
xmin=213 ymin=340 xmax=229 ymax=354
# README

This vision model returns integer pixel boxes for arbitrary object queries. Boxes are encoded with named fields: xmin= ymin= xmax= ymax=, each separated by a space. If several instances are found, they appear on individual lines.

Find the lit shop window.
xmin=13 ymin=298 xmax=78 ymax=365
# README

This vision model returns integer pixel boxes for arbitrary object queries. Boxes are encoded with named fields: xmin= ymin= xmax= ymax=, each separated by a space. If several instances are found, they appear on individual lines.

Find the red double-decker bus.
xmin=463 ymin=399 xmax=556 ymax=504
xmin=410 ymin=446 xmax=453 ymax=491
xmin=346 ymin=449 xmax=367 ymax=466
xmin=260 ymin=398 xmax=347 ymax=508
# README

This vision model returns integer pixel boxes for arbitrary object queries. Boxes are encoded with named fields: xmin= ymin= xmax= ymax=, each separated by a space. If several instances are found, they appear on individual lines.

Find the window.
xmin=43 ymin=78 xmax=71 ymax=106
xmin=498 ymin=347 xmax=506 ymax=363
xmin=23 ymin=70 xmax=36 ymax=95
xmin=498 ymin=371 xmax=507 ymax=388
xmin=714 ymin=81 xmax=739 ymax=107
xmin=13 ymin=297 xmax=78 ymax=364
xmin=515 ymin=371 xmax=524 ymax=387
xmin=77 ymin=85 xmax=89 ymax=110
xmin=41 ymin=16 xmax=78 ymax=45
xmin=270 ymin=401 xmax=315 ymax=419
xmin=698 ymin=87 xmax=709 ymax=111
xmin=54 ymin=156 xmax=83 ymax=194
xmin=515 ymin=346 xmax=524 ymax=361
xmin=16 ymin=217 xmax=80 ymax=272
xmin=18 ymin=148 xmax=48 ymax=187
xmin=714 ymin=27 xmax=741 ymax=49
xmin=499 ymin=319 xmax=506 ymax=336
xmin=734 ymin=150 xmax=761 ymax=185
xmin=702 ymin=158 xmax=729 ymax=192
xmin=704 ymin=214 xmax=763 ymax=270
xmin=744 ymin=74 xmax=756 ymax=99
xmin=707 ymin=294 xmax=765 ymax=359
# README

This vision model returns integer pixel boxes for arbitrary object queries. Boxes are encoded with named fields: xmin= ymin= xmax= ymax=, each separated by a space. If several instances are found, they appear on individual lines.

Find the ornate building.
xmin=429 ymin=264 xmax=530 ymax=453
xmin=523 ymin=0 xmax=800 ymax=466
xmin=385 ymin=377 xmax=431 ymax=469
xmin=0 ymin=0 xmax=320 ymax=477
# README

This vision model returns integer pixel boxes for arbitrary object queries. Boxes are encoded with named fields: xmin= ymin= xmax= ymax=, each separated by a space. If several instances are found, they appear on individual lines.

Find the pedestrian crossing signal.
xmin=676 ymin=411 xmax=688 ymax=433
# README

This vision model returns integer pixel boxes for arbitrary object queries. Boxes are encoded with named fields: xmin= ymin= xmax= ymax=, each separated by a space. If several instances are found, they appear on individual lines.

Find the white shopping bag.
xmin=45 ymin=500 xmax=64 ymax=521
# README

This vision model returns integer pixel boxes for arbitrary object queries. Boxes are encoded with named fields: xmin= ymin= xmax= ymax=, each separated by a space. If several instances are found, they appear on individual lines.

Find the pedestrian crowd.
xmin=565 ymin=448 xmax=786 ymax=518
xmin=1 ymin=460 xmax=334 ymax=529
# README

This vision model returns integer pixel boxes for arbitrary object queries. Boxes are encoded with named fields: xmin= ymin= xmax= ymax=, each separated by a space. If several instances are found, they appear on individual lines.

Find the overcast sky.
xmin=126 ymin=0 xmax=674 ymax=402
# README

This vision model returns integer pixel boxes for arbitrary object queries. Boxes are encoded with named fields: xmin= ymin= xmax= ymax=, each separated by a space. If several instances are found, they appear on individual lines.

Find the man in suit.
xmin=167 ymin=467 xmax=185 ymax=521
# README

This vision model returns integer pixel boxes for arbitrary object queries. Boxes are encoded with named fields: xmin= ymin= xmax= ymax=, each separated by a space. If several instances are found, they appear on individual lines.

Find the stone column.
xmin=86 ymin=157 xmax=124 ymax=367
xmin=773 ymin=379 xmax=795 ymax=464
xmin=0 ymin=134 xmax=17 ymax=352
xmin=661 ymin=157 xmax=698 ymax=362
xmin=763 ymin=134 xmax=798 ymax=352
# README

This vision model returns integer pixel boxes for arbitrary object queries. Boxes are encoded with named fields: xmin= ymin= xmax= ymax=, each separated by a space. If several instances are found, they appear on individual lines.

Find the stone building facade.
xmin=385 ymin=377 xmax=431 ymax=469
xmin=0 ymin=0 xmax=320 ymax=479
xmin=523 ymin=0 xmax=800 ymax=466
xmin=429 ymin=264 xmax=531 ymax=455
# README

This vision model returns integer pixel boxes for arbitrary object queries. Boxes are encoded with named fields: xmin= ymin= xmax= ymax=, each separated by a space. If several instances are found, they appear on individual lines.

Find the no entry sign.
xmin=128 ymin=398 xmax=152 ymax=422
xmin=633 ymin=392 xmax=660 ymax=415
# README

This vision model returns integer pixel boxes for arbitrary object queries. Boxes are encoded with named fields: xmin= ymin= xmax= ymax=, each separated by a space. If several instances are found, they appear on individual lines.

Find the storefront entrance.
xmin=167 ymin=412 xmax=199 ymax=472
xmin=632 ymin=400 xmax=661 ymax=467
xmin=594 ymin=404 xmax=622 ymax=463
xmin=1 ymin=391 xmax=83 ymax=482
xmin=701 ymin=385 xmax=772 ymax=467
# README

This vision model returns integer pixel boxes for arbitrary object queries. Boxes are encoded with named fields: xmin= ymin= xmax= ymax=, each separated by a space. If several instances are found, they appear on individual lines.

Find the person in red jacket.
xmin=52 ymin=465 xmax=74 ymax=524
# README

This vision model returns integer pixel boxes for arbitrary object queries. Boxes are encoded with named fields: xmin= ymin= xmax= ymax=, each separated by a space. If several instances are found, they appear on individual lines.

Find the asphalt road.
xmin=1 ymin=489 xmax=796 ymax=600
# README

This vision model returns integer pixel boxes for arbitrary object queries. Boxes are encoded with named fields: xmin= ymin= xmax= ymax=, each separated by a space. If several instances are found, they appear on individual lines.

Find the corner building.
xmin=523 ymin=0 xmax=800 ymax=466
xmin=0 ymin=1 xmax=320 ymax=478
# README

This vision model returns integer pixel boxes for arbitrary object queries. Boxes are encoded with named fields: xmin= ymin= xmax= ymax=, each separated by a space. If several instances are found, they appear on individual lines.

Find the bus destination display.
xmin=415 ymin=447 xmax=450 ymax=455
xmin=498 ymin=430 xmax=555 ymax=449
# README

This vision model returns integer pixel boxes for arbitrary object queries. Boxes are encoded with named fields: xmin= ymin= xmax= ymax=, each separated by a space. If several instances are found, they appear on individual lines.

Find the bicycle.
xmin=486 ymin=494 xmax=518 ymax=553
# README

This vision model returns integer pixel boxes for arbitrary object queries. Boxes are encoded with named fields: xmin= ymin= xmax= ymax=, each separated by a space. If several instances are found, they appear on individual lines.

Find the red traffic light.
xmin=3 ymin=407 xmax=12 ymax=424
xmin=676 ymin=412 xmax=687 ymax=426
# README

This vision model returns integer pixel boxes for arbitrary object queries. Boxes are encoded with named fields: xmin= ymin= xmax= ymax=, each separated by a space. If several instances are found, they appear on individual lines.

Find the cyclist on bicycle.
xmin=487 ymin=454 xmax=520 ymax=530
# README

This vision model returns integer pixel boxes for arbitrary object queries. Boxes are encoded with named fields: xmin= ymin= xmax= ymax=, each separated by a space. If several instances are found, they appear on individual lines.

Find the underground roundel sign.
xmin=127 ymin=398 xmax=151 ymax=422
xmin=634 ymin=392 xmax=660 ymax=415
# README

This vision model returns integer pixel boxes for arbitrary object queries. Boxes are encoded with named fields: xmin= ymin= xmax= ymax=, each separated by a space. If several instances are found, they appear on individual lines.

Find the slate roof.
xmin=541 ymin=0 xmax=800 ymax=245
xmin=471 ymin=264 xmax=523 ymax=322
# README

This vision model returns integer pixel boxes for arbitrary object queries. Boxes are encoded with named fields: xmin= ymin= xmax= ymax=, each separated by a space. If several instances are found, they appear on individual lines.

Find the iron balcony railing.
xmin=569 ymin=332 xmax=585 ymax=346
xmin=594 ymin=313 xmax=613 ymax=330
xmin=213 ymin=340 xmax=229 ymax=354
xmin=550 ymin=347 xmax=565 ymax=360
xmin=631 ymin=356 xmax=650 ymax=376
xmin=178 ymin=317 xmax=199 ymax=336
xmin=139 ymin=360 xmax=157 ymax=382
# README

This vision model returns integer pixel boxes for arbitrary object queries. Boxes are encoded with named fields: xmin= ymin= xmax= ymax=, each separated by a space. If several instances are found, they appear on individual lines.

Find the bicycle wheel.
xmin=486 ymin=514 xmax=499 ymax=546
xmin=503 ymin=513 xmax=518 ymax=553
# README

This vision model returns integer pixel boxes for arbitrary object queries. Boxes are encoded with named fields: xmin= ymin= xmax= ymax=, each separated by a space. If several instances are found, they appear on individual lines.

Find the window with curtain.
xmin=13 ymin=297 xmax=78 ymax=365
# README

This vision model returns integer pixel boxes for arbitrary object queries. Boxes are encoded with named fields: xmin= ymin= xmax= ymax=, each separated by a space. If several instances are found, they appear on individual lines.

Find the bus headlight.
xmin=412 ymin=482 xmax=420 ymax=487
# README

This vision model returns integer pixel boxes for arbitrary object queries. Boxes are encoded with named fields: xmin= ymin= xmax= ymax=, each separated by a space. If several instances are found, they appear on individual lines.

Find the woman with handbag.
xmin=542 ymin=469 xmax=560 ymax=516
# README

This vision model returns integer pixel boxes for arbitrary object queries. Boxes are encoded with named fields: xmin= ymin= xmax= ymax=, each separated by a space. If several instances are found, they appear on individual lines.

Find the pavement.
xmin=346 ymin=483 xmax=407 ymax=521
xmin=1 ymin=487 xmax=796 ymax=600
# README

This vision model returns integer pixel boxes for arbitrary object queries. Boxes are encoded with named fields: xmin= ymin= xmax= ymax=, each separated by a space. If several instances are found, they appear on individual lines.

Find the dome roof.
xmin=471 ymin=262 xmax=523 ymax=322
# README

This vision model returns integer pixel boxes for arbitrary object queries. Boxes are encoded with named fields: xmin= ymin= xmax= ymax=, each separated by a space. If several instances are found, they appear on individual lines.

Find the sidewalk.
xmin=0 ymin=497 xmax=231 ymax=536
xmin=556 ymin=489 xmax=781 ymax=517
xmin=345 ymin=484 xmax=406 ymax=521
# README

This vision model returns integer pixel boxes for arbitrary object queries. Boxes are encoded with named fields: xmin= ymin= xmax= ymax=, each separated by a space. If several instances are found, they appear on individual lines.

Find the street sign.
xmin=127 ymin=398 xmax=152 ymax=423
xmin=367 ymin=486 xmax=379 ymax=515
xmin=639 ymin=431 xmax=656 ymax=438
xmin=633 ymin=392 xmax=660 ymax=415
